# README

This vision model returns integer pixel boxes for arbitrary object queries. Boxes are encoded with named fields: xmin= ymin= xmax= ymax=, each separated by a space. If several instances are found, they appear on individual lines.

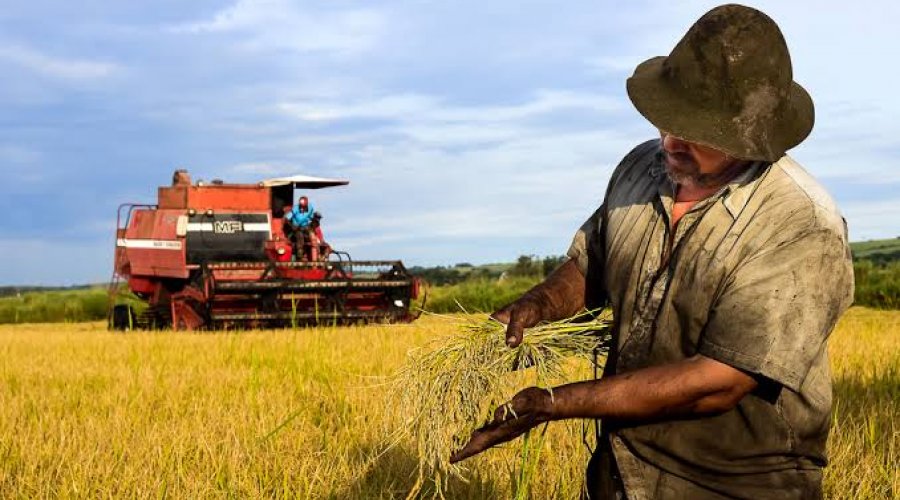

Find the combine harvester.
xmin=109 ymin=170 xmax=421 ymax=330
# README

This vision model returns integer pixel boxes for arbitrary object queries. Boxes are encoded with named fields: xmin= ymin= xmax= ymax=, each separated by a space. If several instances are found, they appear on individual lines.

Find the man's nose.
xmin=661 ymin=132 xmax=690 ymax=153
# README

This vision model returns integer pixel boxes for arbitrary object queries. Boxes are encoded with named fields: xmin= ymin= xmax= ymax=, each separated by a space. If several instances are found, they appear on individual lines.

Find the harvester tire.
xmin=110 ymin=304 xmax=136 ymax=331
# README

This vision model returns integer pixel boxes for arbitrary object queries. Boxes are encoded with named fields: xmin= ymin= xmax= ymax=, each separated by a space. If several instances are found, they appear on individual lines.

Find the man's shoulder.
xmin=761 ymin=156 xmax=847 ymax=237
xmin=621 ymin=138 xmax=661 ymax=164
xmin=606 ymin=139 xmax=661 ymax=194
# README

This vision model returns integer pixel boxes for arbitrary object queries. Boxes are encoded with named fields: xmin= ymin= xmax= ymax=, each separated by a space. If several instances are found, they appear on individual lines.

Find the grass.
xmin=824 ymin=308 xmax=899 ymax=499
xmin=854 ymin=261 xmax=900 ymax=309
xmin=424 ymin=277 xmax=542 ymax=314
xmin=0 ymin=308 xmax=896 ymax=498
xmin=0 ymin=288 xmax=110 ymax=324
xmin=0 ymin=287 xmax=146 ymax=325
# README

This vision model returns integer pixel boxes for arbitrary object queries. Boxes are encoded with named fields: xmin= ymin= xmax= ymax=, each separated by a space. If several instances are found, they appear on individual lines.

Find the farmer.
xmin=285 ymin=196 xmax=315 ymax=260
xmin=451 ymin=5 xmax=854 ymax=499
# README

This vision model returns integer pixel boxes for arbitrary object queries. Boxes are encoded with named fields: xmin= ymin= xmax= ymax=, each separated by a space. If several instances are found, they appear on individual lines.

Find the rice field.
xmin=0 ymin=307 xmax=896 ymax=499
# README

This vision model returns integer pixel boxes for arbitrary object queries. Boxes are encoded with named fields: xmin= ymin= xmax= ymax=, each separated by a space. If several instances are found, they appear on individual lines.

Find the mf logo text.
xmin=213 ymin=221 xmax=244 ymax=234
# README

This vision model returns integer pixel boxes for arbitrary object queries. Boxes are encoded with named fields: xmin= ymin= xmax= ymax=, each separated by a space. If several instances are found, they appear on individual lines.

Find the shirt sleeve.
xmin=566 ymin=205 xmax=604 ymax=276
xmin=698 ymin=227 xmax=854 ymax=392
xmin=566 ymin=204 xmax=610 ymax=310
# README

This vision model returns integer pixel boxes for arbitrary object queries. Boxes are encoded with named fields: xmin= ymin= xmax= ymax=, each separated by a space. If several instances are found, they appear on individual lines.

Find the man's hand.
xmin=450 ymin=355 xmax=759 ymax=463
xmin=450 ymin=387 xmax=552 ymax=463
xmin=491 ymin=297 xmax=543 ymax=348
xmin=491 ymin=259 xmax=587 ymax=348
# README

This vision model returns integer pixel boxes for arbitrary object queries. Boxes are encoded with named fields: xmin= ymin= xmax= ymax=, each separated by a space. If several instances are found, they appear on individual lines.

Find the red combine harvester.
xmin=109 ymin=170 xmax=421 ymax=330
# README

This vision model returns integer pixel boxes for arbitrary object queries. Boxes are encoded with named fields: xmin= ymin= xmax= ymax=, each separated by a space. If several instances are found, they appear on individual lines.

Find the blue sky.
xmin=1 ymin=0 xmax=898 ymax=285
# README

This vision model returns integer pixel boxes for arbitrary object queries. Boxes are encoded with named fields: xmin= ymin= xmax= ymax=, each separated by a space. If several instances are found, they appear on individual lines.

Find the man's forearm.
xmin=520 ymin=258 xmax=587 ymax=320
xmin=448 ymin=354 xmax=759 ymax=464
xmin=544 ymin=355 xmax=758 ymax=423
xmin=495 ymin=258 xmax=587 ymax=347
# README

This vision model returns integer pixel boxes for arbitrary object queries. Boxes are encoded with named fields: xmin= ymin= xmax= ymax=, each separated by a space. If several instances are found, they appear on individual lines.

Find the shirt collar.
xmin=721 ymin=161 xmax=770 ymax=219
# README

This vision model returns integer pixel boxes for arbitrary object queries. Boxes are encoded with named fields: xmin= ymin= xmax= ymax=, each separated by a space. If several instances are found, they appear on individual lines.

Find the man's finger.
xmin=505 ymin=313 xmax=526 ymax=348
xmin=450 ymin=411 xmax=536 ymax=463
xmin=449 ymin=421 xmax=517 ymax=463
xmin=449 ymin=429 xmax=496 ymax=463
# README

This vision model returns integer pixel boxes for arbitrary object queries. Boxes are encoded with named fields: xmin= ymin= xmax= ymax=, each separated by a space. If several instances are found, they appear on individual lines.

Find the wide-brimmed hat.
xmin=626 ymin=4 xmax=814 ymax=161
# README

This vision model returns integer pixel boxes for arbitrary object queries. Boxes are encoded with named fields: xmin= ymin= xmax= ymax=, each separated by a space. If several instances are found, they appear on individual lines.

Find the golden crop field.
xmin=0 ymin=308 xmax=897 ymax=499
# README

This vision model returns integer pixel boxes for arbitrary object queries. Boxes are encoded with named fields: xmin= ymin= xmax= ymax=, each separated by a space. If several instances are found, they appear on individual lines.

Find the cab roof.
xmin=260 ymin=175 xmax=349 ymax=189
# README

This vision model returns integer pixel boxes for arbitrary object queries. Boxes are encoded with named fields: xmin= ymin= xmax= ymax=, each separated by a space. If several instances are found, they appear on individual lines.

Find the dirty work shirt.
xmin=567 ymin=139 xmax=854 ymax=499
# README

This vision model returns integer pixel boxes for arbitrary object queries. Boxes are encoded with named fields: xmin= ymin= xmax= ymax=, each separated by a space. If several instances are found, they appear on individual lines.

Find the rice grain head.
xmin=385 ymin=310 xmax=611 ymax=497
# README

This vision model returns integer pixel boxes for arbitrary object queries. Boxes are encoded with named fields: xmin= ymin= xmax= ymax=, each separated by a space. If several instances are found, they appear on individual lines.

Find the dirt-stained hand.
xmin=449 ymin=387 xmax=552 ymax=464
xmin=491 ymin=296 xmax=543 ymax=348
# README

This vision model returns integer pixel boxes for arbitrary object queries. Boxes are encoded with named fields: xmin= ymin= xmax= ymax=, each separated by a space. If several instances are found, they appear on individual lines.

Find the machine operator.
xmin=285 ymin=196 xmax=330 ymax=261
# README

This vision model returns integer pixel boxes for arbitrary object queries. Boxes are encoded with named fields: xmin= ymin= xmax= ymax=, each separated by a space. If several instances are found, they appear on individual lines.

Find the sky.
xmin=0 ymin=0 xmax=898 ymax=285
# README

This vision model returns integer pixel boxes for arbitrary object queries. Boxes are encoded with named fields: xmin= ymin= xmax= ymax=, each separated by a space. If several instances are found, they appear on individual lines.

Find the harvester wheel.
xmin=110 ymin=304 xmax=136 ymax=331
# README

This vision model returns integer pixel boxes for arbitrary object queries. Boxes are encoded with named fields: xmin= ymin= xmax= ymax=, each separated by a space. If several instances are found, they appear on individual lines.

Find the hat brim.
xmin=626 ymin=56 xmax=814 ymax=162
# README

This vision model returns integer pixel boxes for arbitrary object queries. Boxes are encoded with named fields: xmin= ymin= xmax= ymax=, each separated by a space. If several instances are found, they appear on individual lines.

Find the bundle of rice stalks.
xmin=385 ymin=310 xmax=611 ymax=497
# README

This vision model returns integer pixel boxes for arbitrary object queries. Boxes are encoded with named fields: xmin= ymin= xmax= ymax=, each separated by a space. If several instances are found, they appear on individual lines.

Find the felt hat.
xmin=626 ymin=4 xmax=814 ymax=161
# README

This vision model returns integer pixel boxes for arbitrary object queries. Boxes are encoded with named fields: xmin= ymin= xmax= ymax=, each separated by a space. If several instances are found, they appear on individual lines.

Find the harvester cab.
xmin=109 ymin=170 xmax=421 ymax=330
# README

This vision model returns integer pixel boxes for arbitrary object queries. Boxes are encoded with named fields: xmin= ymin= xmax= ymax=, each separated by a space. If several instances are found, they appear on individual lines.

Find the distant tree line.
xmin=0 ymin=284 xmax=98 ymax=299
xmin=856 ymin=250 xmax=900 ymax=267
xmin=508 ymin=255 xmax=568 ymax=279
xmin=409 ymin=255 xmax=567 ymax=287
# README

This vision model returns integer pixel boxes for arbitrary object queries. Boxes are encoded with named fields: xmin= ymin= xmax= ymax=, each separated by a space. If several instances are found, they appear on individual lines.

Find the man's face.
xmin=659 ymin=131 xmax=745 ymax=188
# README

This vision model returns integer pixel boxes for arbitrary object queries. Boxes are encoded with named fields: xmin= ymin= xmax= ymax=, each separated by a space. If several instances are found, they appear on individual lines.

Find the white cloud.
xmin=278 ymin=90 xmax=623 ymax=125
xmin=172 ymin=0 xmax=385 ymax=54
xmin=3 ymin=0 xmax=900 ymax=282
xmin=326 ymin=203 xmax=589 ymax=257
xmin=285 ymin=125 xmax=629 ymax=259
xmin=0 ymin=44 xmax=119 ymax=81
xmin=278 ymin=94 xmax=436 ymax=122
xmin=432 ymin=91 xmax=624 ymax=123
xmin=208 ymin=85 xmax=636 ymax=264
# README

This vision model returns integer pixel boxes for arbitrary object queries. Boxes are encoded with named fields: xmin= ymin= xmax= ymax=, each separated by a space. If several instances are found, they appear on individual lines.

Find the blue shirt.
xmin=287 ymin=204 xmax=315 ymax=228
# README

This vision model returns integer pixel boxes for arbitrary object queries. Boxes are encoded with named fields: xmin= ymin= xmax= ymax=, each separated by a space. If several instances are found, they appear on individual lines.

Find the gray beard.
xmin=664 ymin=157 xmax=750 ymax=190
xmin=666 ymin=168 xmax=718 ymax=189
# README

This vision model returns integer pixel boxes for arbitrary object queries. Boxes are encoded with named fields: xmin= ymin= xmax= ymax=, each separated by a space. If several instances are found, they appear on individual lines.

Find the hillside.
xmin=850 ymin=237 xmax=900 ymax=265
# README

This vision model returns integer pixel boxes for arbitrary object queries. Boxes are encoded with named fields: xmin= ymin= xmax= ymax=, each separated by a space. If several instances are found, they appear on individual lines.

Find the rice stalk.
xmin=385 ymin=310 xmax=611 ymax=498
xmin=513 ymin=422 xmax=549 ymax=500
